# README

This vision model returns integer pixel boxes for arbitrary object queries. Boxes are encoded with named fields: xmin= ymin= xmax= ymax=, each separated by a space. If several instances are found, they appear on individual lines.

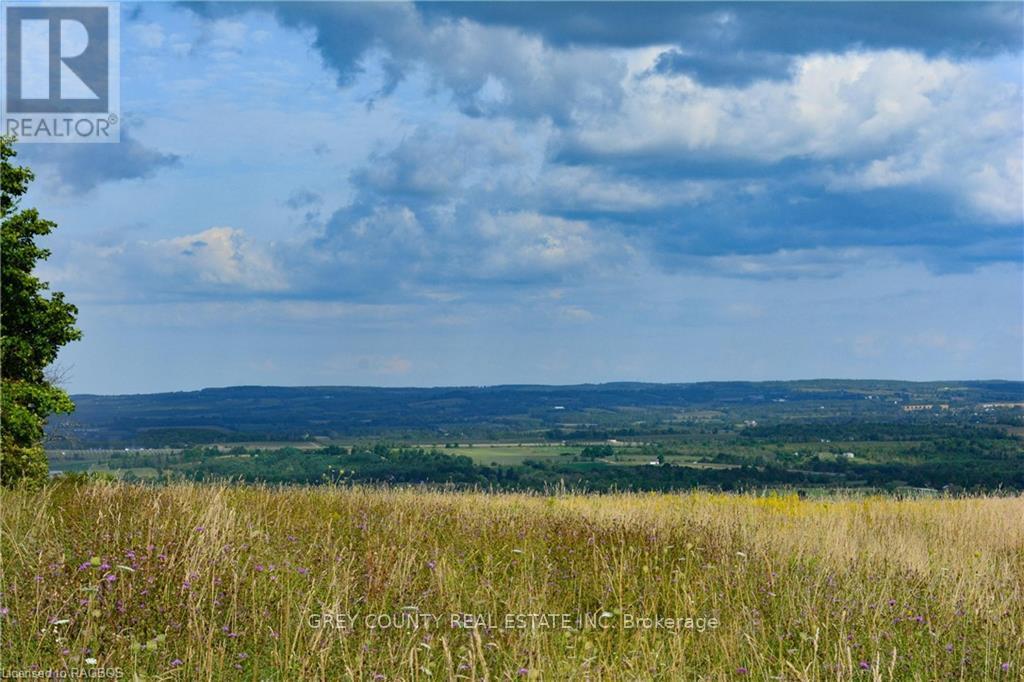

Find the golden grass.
xmin=1 ymin=482 xmax=1022 ymax=680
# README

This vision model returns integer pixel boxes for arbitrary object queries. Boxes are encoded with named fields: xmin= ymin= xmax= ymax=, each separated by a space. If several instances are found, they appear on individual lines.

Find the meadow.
xmin=1 ymin=482 xmax=1021 ymax=680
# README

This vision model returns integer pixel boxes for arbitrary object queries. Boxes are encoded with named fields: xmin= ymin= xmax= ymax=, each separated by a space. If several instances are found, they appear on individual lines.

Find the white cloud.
xmin=472 ymin=211 xmax=603 ymax=275
xmin=570 ymin=51 xmax=959 ymax=159
xmin=565 ymin=50 xmax=1022 ymax=223
xmin=701 ymin=247 xmax=893 ymax=279
xmin=537 ymin=165 xmax=711 ymax=213
xmin=559 ymin=305 xmax=596 ymax=322
xmin=139 ymin=227 xmax=287 ymax=293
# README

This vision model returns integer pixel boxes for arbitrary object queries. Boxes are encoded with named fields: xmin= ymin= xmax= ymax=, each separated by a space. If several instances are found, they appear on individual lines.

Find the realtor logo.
xmin=2 ymin=3 xmax=120 ymax=142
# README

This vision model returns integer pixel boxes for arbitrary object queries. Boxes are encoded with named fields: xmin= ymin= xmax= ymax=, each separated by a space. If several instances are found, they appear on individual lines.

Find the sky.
xmin=15 ymin=1 xmax=1024 ymax=394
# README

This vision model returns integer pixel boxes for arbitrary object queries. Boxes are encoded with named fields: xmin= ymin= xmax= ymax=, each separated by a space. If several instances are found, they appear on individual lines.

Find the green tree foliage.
xmin=580 ymin=444 xmax=614 ymax=459
xmin=1 ymin=136 xmax=81 ymax=488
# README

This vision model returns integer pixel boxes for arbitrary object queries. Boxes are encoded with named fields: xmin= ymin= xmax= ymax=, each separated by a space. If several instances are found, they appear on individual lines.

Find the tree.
xmin=580 ymin=444 xmax=614 ymax=460
xmin=1 ymin=136 xmax=81 ymax=488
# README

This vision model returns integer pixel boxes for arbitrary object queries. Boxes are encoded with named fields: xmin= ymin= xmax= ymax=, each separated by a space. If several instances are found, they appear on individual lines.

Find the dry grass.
xmin=1 ymin=481 xmax=1022 ymax=680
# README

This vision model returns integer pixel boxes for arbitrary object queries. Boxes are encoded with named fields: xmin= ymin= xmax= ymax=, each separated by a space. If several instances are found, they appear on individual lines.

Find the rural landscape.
xmin=45 ymin=381 xmax=1024 ymax=493
xmin=2 ymin=1 xmax=1023 ymax=679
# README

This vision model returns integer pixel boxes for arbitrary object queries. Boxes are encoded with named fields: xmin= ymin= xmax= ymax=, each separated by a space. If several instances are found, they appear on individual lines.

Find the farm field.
xmin=423 ymin=444 xmax=578 ymax=465
xmin=1 ymin=482 xmax=1021 ymax=680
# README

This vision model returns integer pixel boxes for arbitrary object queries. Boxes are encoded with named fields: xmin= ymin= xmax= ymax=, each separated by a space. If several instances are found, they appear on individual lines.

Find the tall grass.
xmin=1 ymin=481 xmax=1021 ymax=680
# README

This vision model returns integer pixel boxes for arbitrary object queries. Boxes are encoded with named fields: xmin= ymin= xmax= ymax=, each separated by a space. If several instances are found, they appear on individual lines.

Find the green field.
xmin=430 ymin=444 xmax=578 ymax=465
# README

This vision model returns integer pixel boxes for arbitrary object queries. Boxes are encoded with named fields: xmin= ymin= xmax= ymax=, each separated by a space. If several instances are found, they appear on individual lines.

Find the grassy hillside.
xmin=1 ymin=483 xmax=1021 ymax=679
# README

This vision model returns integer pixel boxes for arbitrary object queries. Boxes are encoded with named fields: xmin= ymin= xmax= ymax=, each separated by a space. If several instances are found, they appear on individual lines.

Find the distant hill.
xmin=46 ymin=380 xmax=1024 ymax=448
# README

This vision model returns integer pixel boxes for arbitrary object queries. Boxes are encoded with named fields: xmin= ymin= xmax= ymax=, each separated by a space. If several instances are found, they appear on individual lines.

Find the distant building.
xmin=903 ymin=404 xmax=949 ymax=412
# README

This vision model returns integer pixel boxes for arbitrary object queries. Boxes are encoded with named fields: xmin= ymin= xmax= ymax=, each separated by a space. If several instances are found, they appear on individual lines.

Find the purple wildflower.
xmin=859 ymin=661 xmax=870 ymax=670
xmin=170 ymin=659 xmax=182 ymax=668
xmin=737 ymin=667 xmax=749 ymax=675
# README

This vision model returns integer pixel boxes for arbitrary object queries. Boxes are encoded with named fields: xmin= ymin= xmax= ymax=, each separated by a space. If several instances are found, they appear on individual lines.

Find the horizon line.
xmin=68 ymin=377 xmax=1024 ymax=398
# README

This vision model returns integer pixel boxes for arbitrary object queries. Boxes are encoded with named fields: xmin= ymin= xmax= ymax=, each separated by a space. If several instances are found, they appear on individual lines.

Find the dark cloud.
xmin=652 ymin=49 xmax=793 ymax=87
xmin=644 ymin=184 xmax=1019 ymax=259
xmin=420 ymin=2 xmax=1023 ymax=55
xmin=19 ymin=129 xmax=180 ymax=194
xmin=181 ymin=2 xmax=626 ymax=122
xmin=420 ymin=2 xmax=1023 ymax=86
xmin=179 ymin=2 xmax=414 ymax=86
xmin=550 ymin=143 xmax=823 ymax=181
xmin=184 ymin=2 xmax=1022 ymax=107
xmin=532 ymin=160 xmax=1023 ymax=277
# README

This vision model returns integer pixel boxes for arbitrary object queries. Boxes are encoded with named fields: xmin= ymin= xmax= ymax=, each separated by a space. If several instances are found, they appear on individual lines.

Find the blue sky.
xmin=17 ymin=1 xmax=1024 ymax=394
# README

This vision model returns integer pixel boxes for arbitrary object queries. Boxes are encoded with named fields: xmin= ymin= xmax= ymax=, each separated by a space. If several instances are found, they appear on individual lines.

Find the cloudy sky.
xmin=19 ymin=1 xmax=1024 ymax=394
